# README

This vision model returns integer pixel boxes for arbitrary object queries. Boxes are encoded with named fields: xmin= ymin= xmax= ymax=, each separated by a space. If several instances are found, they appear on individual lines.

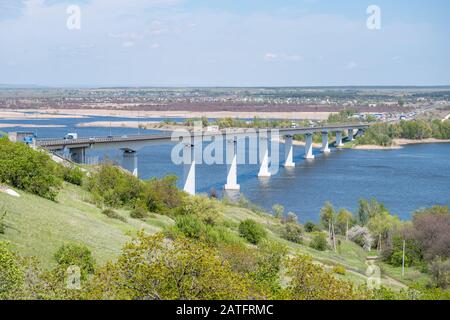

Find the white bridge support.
xmin=183 ymin=143 xmax=196 ymax=195
xmin=304 ymin=133 xmax=315 ymax=159
xmin=348 ymin=129 xmax=355 ymax=141
xmin=321 ymin=132 xmax=331 ymax=153
xmin=258 ymin=136 xmax=271 ymax=177
xmin=335 ymin=131 xmax=344 ymax=147
xmin=122 ymin=149 xmax=138 ymax=177
xmin=284 ymin=135 xmax=295 ymax=168
xmin=225 ymin=138 xmax=240 ymax=190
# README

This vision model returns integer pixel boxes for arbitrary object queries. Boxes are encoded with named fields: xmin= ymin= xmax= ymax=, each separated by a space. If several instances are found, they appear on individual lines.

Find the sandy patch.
xmin=0 ymin=123 xmax=66 ymax=128
xmin=0 ymin=110 xmax=87 ymax=120
xmin=393 ymin=138 xmax=450 ymax=145
xmin=16 ymin=108 xmax=332 ymax=120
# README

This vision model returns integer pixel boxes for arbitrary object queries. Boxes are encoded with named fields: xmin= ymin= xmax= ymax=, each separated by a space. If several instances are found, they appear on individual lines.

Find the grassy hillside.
xmin=1 ymin=183 xmax=412 ymax=290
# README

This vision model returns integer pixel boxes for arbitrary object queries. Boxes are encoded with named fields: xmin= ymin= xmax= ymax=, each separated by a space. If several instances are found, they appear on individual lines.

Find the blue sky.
xmin=1 ymin=0 xmax=449 ymax=87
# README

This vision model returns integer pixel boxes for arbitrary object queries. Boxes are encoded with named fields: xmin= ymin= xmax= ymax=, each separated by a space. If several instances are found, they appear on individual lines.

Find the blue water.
xmin=1 ymin=115 xmax=449 ymax=222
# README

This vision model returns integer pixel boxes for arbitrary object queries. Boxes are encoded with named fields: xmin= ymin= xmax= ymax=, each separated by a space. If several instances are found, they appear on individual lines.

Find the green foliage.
xmin=304 ymin=221 xmax=321 ymax=233
xmin=54 ymin=244 xmax=96 ymax=281
xmin=0 ymin=242 xmax=24 ymax=298
xmin=428 ymin=257 xmax=450 ymax=289
xmin=101 ymin=208 xmax=127 ymax=222
xmin=335 ymin=208 xmax=354 ymax=235
xmin=285 ymin=255 xmax=360 ymax=300
xmin=332 ymin=265 xmax=347 ymax=275
xmin=309 ymin=232 xmax=328 ymax=251
xmin=142 ymin=175 xmax=185 ymax=214
xmin=0 ymin=137 xmax=61 ymax=200
xmin=177 ymin=195 xmax=220 ymax=224
xmin=272 ymin=204 xmax=284 ymax=219
xmin=357 ymin=198 xmax=388 ymax=226
xmin=0 ymin=208 xmax=6 ymax=234
xmin=85 ymin=233 xmax=257 ymax=300
xmin=60 ymin=166 xmax=84 ymax=186
xmin=239 ymin=219 xmax=267 ymax=245
xmin=130 ymin=207 xmax=149 ymax=220
xmin=384 ymin=235 xmax=423 ymax=267
xmin=282 ymin=223 xmax=303 ymax=244
xmin=86 ymin=164 xmax=142 ymax=208
xmin=320 ymin=201 xmax=335 ymax=229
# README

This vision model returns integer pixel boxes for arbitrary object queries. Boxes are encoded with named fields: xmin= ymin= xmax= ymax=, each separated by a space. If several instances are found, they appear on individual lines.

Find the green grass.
xmin=0 ymin=183 xmax=172 ymax=268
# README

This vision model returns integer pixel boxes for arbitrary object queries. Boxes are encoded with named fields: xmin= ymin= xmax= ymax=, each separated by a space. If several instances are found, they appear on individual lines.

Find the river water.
xmin=1 ymin=115 xmax=449 ymax=222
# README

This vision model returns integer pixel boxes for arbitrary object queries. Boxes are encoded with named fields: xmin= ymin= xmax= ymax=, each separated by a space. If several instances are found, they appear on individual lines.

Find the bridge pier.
xmin=258 ymin=136 xmax=271 ymax=177
xmin=64 ymin=146 xmax=86 ymax=164
xmin=335 ymin=131 xmax=344 ymax=147
xmin=348 ymin=129 xmax=355 ymax=141
xmin=122 ymin=148 xmax=138 ymax=177
xmin=183 ymin=144 xmax=196 ymax=195
xmin=224 ymin=138 xmax=240 ymax=190
xmin=284 ymin=135 xmax=295 ymax=168
xmin=304 ymin=134 xmax=315 ymax=159
xmin=321 ymin=132 xmax=331 ymax=153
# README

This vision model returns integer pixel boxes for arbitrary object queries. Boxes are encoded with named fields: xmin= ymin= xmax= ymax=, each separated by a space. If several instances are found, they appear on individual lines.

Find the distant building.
xmin=8 ymin=131 xmax=35 ymax=143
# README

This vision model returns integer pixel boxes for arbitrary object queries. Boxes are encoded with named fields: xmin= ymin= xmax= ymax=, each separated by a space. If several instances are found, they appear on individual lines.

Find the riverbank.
xmin=12 ymin=108 xmax=333 ymax=121
xmin=0 ymin=110 xmax=87 ymax=120
xmin=352 ymin=138 xmax=450 ymax=150
xmin=0 ymin=123 xmax=66 ymax=129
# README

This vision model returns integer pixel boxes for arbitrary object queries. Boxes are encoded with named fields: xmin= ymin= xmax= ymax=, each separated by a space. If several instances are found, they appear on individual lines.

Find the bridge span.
xmin=33 ymin=123 xmax=369 ymax=195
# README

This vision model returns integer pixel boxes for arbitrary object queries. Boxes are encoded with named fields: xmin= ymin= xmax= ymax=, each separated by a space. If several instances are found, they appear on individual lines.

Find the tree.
xmin=320 ymin=202 xmax=336 ymax=251
xmin=84 ymin=233 xmax=257 ymax=300
xmin=429 ymin=257 xmax=450 ymax=289
xmin=272 ymin=204 xmax=284 ymax=219
xmin=285 ymin=255 xmax=360 ymax=300
xmin=367 ymin=212 xmax=400 ymax=251
xmin=335 ymin=209 xmax=354 ymax=237
xmin=413 ymin=206 xmax=450 ymax=261
xmin=239 ymin=220 xmax=267 ymax=245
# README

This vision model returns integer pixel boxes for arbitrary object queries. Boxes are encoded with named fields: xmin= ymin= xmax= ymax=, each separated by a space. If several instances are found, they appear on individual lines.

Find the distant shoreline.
xmin=352 ymin=138 xmax=450 ymax=150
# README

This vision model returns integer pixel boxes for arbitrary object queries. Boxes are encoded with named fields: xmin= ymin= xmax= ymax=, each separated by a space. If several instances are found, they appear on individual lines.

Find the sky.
xmin=0 ymin=0 xmax=449 ymax=87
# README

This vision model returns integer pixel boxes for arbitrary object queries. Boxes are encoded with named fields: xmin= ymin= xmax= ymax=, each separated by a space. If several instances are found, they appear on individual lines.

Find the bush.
xmin=0 ymin=137 xmax=61 ymax=200
xmin=54 ymin=244 xmax=95 ymax=280
xmin=61 ymin=166 xmax=84 ymax=186
xmin=282 ymin=223 xmax=303 ymax=244
xmin=86 ymin=164 xmax=143 ymax=208
xmin=177 ymin=195 xmax=220 ymax=225
xmin=309 ymin=232 xmax=328 ymax=251
xmin=239 ymin=220 xmax=267 ymax=245
xmin=429 ymin=257 xmax=450 ymax=289
xmin=174 ymin=215 xmax=224 ymax=246
xmin=0 ymin=242 xmax=24 ymax=298
xmin=102 ymin=208 xmax=127 ymax=222
xmin=304 ymin=221 xmax=320 ymax=233
xmin=0 ymin=209 xmax=6 ymax=234
xmin=130 ymin=207 xmax=149 ymax=220
xmin=332 ymin=265 xmax=347 ymax=275
xmin=142 ymin=175 xmax=185 ymax=214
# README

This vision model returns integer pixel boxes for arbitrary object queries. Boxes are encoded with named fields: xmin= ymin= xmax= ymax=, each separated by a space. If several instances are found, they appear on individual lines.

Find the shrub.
xmin=86 ymin=164 xmax=142 ymax=208
xmin=177 ymin=195 xmax=220 ymax=225
xmin=239 ymin=219 xmax=267 ymax=245
xmin=0 ymin=137 xmax=61 ymax=200
xmin=282 ymin=223 xmax=303 ymax=244
xmin=304 ymin=221 xmax=320 ymax=233
xmin=0 ymin=242 xmax=24 ymax=298
xmin=175 ymin=215 xmax=206 ymax=240
xmin=130 ymin=207 xmax=149 ymax=220
xmin=102 ymin=208 xmax=127 ymax=222
xmin=309 ymin=232 xmax=328 ymax=251
xmin=428 ymin=257 xmax=450 ymax=289
xmin=332 ymin=265 xmax=347 ymax=275
xmin=0 ymin=209 xmax=6 ymax=234
xmin=54 ymin=244 xmax=95 ymax=280
xmin=142 ymin=175 xmax=185 ymax=213
xmin=61 ymin=166 xmax=84 ymax=186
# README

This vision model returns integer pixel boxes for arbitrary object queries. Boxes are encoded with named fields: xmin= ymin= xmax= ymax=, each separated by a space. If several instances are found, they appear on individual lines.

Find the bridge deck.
xmin=35 ymin=124 xmax=369 ymax=149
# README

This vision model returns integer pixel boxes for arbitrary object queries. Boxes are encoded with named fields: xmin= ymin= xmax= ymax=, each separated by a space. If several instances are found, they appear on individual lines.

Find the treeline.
xmin=0 ymin=137 xmax=84 ymax=200
xmin=312 ymin=198 xmax=450 ymax=290
xmin=356 ymin=120 xmax=450 ymax=146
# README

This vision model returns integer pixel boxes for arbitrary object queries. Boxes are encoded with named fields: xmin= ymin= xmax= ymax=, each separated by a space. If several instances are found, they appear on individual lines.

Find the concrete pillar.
xmin=321 ymin=132 xmax=331 ymax=153
xmin=224 ymin=139 xmax=240 ymax=190
xmin=122 ymin=149 xmax=138 ymax=177
xmin=69 ymin=147 xmax=86 ymax=164
xmin=348 ymin=129 xmax=354 ymax=141
xmin=335 ymin=131 xmax=344 ymax=147
xmin=304 ymin=134 xmax=315 ymax=159
xmin=183 ymin=144 xmax=196 ymax=195
xmin=258 ymin=136 xmax=271 ymax=177
xmin=284 ymin=135 xmax=295 ymax=168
